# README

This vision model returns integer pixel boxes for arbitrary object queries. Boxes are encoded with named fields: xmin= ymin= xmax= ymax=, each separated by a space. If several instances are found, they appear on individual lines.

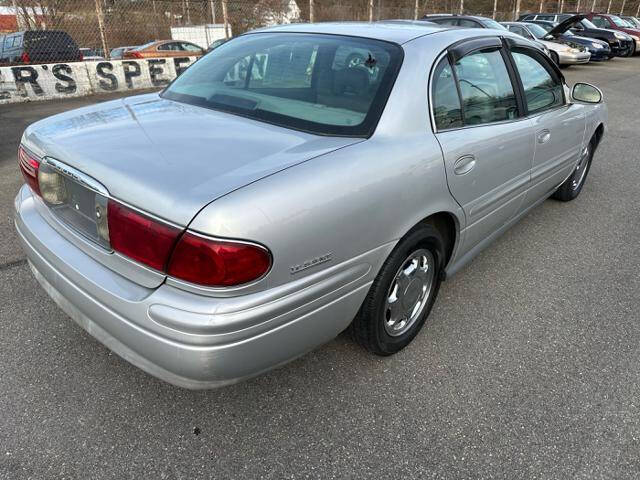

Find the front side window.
xmin=453 ymin=49 xmax=518 ymax=125
xmin=610 ymin=15 xmax=631 ymax=27
xmin=511 ymin=50 xmax=563 ymax=114
xmin=182 ymin=42 xmax=202 ymax=52
xmin=591 ymin=16 xmax=609 ymax=28
xmin=162 ymin=33 xmax=402 ymax=137
xmin=459 ymin=19 xmax=481 ymax=28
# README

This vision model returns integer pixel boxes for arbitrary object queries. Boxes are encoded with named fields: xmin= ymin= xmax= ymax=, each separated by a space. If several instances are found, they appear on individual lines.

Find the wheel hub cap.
xmin=384 ymin=249 xmax=435 ymax=337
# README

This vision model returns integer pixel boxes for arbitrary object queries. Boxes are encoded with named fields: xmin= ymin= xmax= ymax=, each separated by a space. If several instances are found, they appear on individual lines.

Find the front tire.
xmin=550 ymin=51 xmax=560 ymax=66
xmin=552 ymin=138 xmax=595 ymax=202
xmin=625 ymin=41 xmax=636 ymax=57
xmin=350 ymin=224 xmax=445 ymax=356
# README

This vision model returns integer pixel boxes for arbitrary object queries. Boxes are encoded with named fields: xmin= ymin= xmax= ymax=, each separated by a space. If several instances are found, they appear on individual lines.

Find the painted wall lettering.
xmin=52 ymin=64 xmax=77 ymax=94
xmin=148 ymin=59 xmax=169 ymax=87
xmin=11 ymin=66 xmax=43 ymax=96
xmin=122 ymin=61 xmax=142 ymax=89
xmin=0 ymin=56 xmax=197 ymax=104
xmin=96 ymin=62 xmax=118 ymax=91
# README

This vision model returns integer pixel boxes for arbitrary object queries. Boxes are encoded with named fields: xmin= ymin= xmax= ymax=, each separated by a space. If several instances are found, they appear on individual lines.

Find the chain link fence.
xmin=1 ymin=0 xmax=640 ymax=62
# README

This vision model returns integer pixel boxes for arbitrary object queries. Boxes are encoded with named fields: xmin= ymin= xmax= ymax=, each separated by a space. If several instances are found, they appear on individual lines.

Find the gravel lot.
xmin=1 ymin=58 xmax=639 ymax=479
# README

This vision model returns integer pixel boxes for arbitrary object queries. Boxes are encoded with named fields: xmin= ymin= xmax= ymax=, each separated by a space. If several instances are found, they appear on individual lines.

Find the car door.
xmin=431 ymin=37 xmax=535 ymax=252
xmin=507 ymin=43 xmax=586 ymax=201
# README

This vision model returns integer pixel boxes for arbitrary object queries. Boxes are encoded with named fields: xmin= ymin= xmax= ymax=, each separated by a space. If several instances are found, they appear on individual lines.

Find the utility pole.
xmin=94 ymin=0 xmax=109 ymax=59
xmin=309 ymin=0 xmax=315 ymax=22
xmin=222 ymin=0 xmax=229 ymax=38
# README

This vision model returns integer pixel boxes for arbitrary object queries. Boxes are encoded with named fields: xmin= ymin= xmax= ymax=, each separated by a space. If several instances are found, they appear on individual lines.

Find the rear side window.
xmin=431 ymin=57 xmax=463 ymax=130
xmin=181 ymin=42 xmax=202 ymax=52
xmin=591 ymin=16 xmax=609 ymax=28
xmin=511 ymin=50 xmax=564 ymax=114
xmin=453 ymin=49 xmax=518 ymax=125
xmin=433 ymin=18 xmax=459 ymax=26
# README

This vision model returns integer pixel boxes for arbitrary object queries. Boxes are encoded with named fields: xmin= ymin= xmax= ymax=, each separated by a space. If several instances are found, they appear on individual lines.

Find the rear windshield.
xmin=24 ymin=31 xmax=77 ymax=51
xmin=482 ymin=19 xmax=507 ymax=30
xmin=524 ymin=23 xmax=550 ymax=39
xmin=161 ymin=33 xmax=403 ymax=137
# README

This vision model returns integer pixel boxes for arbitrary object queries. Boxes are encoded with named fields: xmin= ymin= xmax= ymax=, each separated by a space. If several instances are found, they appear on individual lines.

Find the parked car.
xmin=0 ymin=30 xmax=82 ymax=65
xmin=422 ymin=13 xmax=507 ymax=30
xmin=520 ymin=13 xmax=635 ymax=56
xmin=621 ymin=16 xmax=640 ymax=29
xmin=15 ymin=22 xmax=606 ymax=388
xmin=109 ymin=45 xmax=138 ymax=60
xmin=503 ymin=22 xmax=591 ymax=65
xmin=516 ymin=16 xmax=611 ymax=61
xmin=584 ymin=13 xmax=640 ymax=54
xmin=419 ymin=14 xmax=551 ymax=56
xmin=123 ymin=40 xmax=205 ymax=59
xmin=79 ymin=47 xmax=104 ymax=61
xmin=206 ymin=38 xmax=228 ymax=52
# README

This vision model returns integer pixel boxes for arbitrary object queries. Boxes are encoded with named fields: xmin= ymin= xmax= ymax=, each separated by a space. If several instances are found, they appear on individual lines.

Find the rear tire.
xmin=552 ymin=137 xmax=595 ymax=202
xmin=550 ymin=51 xmax=560 ymax=66
xmin=626 ymin=42 xmax=636 ymax=57
xmin=350 ymin=224 xmax=445 ymax=356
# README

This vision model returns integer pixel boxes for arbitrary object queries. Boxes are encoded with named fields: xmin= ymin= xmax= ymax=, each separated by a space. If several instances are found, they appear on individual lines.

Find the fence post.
xmin=619 ymin=0 xmax=625 ymax=13
xmin=309 ymin=0 xmax=315 ymax=22
xmin=559 ymin=0 xmax=564 ymax=12
xmin=222 ymin=0 xmax=229 ymax=38
xmin=591 ymin=0 xmax=597 ymax=12
xmin=514 ymin=0 xmax=521 ymax=20
xmin=459 ymin=0 xmax=464 ymax=14
xmin=606 ymin=0 xmax=611 ymax=12
xmin=369 ymin=0 xmax=374 ymax=21
xmin=94 ymin=0 xmax=109 ymax=60
xmin=210 ymin=0 xmax=216 ymax=23
xmin=539 ymin=0 xmax=544 ymax=12
xmin=414 ymin=0 xmax=419 ymax=19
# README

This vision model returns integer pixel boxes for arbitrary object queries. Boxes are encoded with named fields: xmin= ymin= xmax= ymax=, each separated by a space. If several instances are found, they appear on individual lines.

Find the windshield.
xmin=610 ymin=15 xmax=632 ymax=27
xmin=162 ymin=33 xmax=403 ymax=137
xmin=482 ymin=19 xmax=507 ymax=30
xmin=524 ymin=23 xmax=549 ymax=39
xmin=534 ymin=22 xmax=553 ymax=32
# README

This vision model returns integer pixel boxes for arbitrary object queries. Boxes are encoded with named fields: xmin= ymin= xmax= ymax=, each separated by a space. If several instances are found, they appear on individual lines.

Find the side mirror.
xmin=572 ymin=83 xmax=603 ymax=104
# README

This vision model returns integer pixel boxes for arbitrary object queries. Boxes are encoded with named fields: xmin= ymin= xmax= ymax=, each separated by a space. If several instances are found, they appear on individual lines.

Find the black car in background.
xmin=0 ymin=30 xmax=82 ymax=65
xmin=421 ymin=14 xmax=507 ymax=30
xmin=529 ymin=17 xmax=611 ymax=60
xmin=520 ymin=13 xmax=635 ymax=56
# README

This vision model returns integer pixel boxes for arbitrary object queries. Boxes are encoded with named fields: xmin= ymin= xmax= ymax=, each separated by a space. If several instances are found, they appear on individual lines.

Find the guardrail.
xmin=0 ymin=56 xmax=198 ymax=104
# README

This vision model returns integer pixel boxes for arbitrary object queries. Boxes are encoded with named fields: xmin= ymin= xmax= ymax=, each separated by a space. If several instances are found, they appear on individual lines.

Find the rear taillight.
xmin=167 ymin=233 xmax=271 ymax=287
xmin=106 ymin=199 xmax=271 ymax=286
xmin=107 ymin=199 xmax=181 ymax=271
xmin=18 ymin=145 xmax=40 ymax=196
xmin=20 ymin=52 xmax=30 ymax=63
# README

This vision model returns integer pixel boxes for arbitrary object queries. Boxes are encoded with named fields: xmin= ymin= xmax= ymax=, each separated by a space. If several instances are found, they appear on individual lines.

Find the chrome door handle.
xmin=537 ymin=129 xmax=551 ymax=144
xmin=453 ymin=155 xmax=476 ymax=175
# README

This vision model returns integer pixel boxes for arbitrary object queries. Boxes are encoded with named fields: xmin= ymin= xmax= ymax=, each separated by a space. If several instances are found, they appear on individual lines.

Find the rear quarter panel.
xmin=188 ymin=36 xmax=465 ymax=293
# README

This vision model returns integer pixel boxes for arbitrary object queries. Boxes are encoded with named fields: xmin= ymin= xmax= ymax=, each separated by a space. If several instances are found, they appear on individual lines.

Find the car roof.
xmin=249 ymin=21 xmax=449 ymax=44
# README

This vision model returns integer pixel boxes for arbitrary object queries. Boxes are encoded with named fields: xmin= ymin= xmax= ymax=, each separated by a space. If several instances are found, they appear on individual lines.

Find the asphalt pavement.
xmin=1 ymin=59 xmax=639 ymax=479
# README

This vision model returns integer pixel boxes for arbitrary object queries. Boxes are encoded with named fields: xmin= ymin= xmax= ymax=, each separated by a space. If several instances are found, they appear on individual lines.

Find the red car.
xmin=585 ymin=13 xmax=640 ymax=55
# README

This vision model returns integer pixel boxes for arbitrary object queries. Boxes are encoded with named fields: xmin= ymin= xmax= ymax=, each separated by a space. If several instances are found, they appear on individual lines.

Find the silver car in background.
xmin=14 ymin=22 xmax=607 ymax=388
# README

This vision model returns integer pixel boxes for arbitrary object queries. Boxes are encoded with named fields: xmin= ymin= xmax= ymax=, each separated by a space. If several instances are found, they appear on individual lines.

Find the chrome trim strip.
xmin=42 ymin=157 xmax=109 ymax=196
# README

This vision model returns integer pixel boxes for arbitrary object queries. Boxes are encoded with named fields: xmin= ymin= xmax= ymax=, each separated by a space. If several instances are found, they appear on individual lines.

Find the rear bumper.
xmin=15 ymin=186 xmax=374 ymax=389
xmin=558 ymin=51 xmax=591 ymax=64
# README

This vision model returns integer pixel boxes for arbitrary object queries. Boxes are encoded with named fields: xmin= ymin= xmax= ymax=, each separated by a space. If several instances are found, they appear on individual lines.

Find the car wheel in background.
xmin=552 ymin=137 xmax=595 ymax=202
xmin=350 ymin=224 xmax=445 ymax=356
xmin=550 ymin=51 xmax=560 ymax=66
xmin=625 ymin=42 xmax=636 ymax=57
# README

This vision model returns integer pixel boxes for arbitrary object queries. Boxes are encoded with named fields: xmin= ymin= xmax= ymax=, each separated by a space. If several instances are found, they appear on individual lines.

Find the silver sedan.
xmin=14 ymin=22 xmax=607 ymax=388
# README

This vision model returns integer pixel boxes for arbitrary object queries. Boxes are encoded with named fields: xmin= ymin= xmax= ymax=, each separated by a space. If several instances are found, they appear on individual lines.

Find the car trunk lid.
xmin=23 ymin=93 xmax=362 ymax=228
